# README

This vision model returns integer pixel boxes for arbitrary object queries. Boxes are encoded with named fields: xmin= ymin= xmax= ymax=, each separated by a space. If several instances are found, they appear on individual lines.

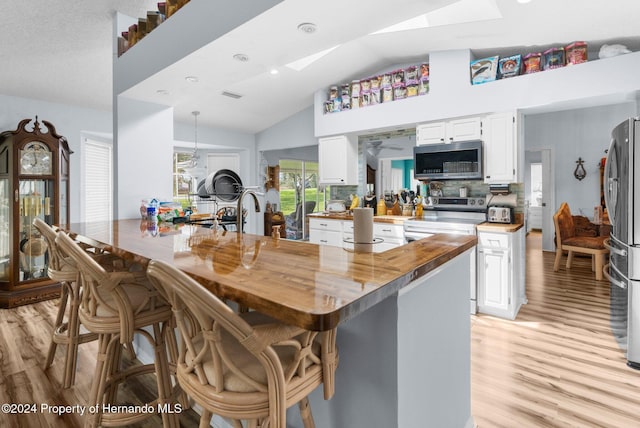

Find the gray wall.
xmin=524 ymin=102 xmax=636 ymax=217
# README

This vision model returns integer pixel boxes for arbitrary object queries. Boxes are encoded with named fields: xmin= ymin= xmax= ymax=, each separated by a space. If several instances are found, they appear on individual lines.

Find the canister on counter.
xmin=543 ymin=47 xmax=565 ymax=70
xmin=565 ymin=41 xmax=588 ymax=65
xmin=523 ymin=52 xmax=542 ymax=74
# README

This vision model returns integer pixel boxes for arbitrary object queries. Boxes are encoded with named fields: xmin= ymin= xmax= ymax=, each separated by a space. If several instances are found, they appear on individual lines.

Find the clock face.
xmin=20 ymin=141 xmax=52 ymax=175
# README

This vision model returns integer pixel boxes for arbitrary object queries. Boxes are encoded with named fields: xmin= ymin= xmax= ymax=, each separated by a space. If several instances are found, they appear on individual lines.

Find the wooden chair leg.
xmin=595 ymin=253 xmax=604 ymax=281
xmin=299 ymin=397 xmax=315 ymax=428
xmin=198 ymin=410 xmax=212 ymax=428
xmin=566 ymin=250 xmax=574 ymax=269
xmin=153 ymin=323 xmax=180 ymax=428
xmin=553 ymin=249 xmax=563 ymax=271
xmin=62 ymin=287 xmax=81 ymax=388
xmin=44 ymin=283 xmax=70 ymax=370
xmin=86 ymin=333 xmax=113 ymax=428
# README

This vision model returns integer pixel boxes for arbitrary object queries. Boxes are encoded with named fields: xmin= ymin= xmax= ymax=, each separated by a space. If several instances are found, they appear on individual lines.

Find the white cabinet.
xmin=416 ymin=116 xmax=482 ymax=145
xmin=318 ymin=135 xmax=358 ymax=185
xmin=311 ymin=218 xmax=405 ymax=251
xmin=477 ymin=228 xmax=525 ymax=320
xmin=309 ymin=218 xmax=343 ymax=247
xmin=483 ymin=112 xmax=517 ymax=184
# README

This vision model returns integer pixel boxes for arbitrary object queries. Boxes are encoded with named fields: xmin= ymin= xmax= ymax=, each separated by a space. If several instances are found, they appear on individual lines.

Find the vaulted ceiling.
xmin=2 ymin=0 xmax=639 ymax=133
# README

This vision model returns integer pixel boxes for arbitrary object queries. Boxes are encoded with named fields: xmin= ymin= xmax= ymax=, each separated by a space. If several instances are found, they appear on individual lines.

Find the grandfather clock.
xmin=0 ymin=117 xmax=70 ymax=307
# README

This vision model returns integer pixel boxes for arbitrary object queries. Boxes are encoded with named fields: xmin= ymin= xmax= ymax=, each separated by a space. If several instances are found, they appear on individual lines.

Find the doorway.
xmin=525 ymin=148 xmax=555 ymax=251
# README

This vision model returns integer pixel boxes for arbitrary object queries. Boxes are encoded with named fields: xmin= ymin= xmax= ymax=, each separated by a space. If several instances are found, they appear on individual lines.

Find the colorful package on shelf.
xmin=393 ymin=83 xmax=407 ymax=100
xmin=498 ymin=54 xmax=522 ymax=79
xmin=381 ymin=73 xmax=392 ymax=88
xmin=392 ymin=69 xmax=405 ymax=86
xmin=382 ymin=86 xmax=393 ymax=103
xmin=523 ymin=52 xmax=542 ymax=74
xmin=329 ymin=86 xmax=339 ymax=100
xmin=351 ymin=95 xmax=360 ymax=109
xmin=405 ymin=66 xmax=418 ymax=84
xmin=370 ymin=89 xmax=381 ymax=105
xmin=543 ymin=47 xmax=565 ymax=70
xmin=341 ymin=96 xmax=351 ymax=111
xmin=470 ymin=55 xmax=499 ymax=85
xmin=565 ymin=41 xmax=588 ymax=65
xmin=351 ymin=80 xmax=361 ymax=97
xmin=340 ymin=83 xmax=350 ymax=97
xmin=370 ymin=75 xmax=382 ymax=90
xmin=419 ymin=63 xmax=430 ymax=95
xmin=406 ymin=83 xmax=419 ymax=97
xmin=360 ymin=92 xmax=371 ymax=107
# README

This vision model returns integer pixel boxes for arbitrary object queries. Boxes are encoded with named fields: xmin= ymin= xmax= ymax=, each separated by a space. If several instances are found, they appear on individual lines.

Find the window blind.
xmin=84 ymin=139 xmax=113 ymax=222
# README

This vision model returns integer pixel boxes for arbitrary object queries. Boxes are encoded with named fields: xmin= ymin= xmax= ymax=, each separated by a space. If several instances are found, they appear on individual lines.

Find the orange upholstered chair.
xmin=553 ymin=202 xmax=609 ymax=280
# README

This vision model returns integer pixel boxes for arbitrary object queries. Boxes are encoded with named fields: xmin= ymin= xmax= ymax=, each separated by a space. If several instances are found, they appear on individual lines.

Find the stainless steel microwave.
xmin=414 ymin=140 xmax=483 ymax=180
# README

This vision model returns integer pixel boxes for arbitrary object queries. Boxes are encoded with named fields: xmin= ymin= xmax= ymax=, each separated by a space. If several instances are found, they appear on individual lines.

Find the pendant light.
xmin=183 ymin=111 xmax=206 ymax=179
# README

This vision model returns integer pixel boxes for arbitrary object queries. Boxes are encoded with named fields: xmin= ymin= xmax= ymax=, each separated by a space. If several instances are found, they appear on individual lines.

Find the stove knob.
xmin=469 ymin=199 xmax=475 ymax=205
xmin=478 ymin=198 xmax=485 ymax=205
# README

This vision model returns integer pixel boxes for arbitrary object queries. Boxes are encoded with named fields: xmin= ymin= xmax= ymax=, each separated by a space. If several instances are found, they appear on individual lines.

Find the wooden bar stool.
xmin=147 ymin=259 xmax=338 ymax=428
xmin=55 ymin=231 xmax=181 ymax=428
xmin=34 ymin=218 xmax=103 ymax=388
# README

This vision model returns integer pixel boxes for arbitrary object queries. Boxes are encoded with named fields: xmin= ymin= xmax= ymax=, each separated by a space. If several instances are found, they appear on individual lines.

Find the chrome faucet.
xmin=236 ymin=188 xmax=261 ymax=233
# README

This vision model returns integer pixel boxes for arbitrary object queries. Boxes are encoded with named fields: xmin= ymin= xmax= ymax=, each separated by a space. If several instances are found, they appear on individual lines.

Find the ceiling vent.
xmin=221 ymin=91 xmax=243 ymax=99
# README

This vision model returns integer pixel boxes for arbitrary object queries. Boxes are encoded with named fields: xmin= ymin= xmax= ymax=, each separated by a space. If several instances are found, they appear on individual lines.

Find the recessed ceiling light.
xmin=185 ymin=76 xmax=199 ymax=83
xmin=269 ymin=68 xmax=279 ymax=75
xmin=233 ymin=53 xmax=250 ymax=62
xmin=297 ymin=22 xmax=317 ymax=34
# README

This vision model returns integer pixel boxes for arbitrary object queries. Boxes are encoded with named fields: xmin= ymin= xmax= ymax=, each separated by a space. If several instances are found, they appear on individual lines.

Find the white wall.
xmin=256 ymin=106 xmax=316 ymax=152
xmin=524 ymin=102 xmax=636 ymax=218
xmin=0 ymin=94 xmax=112 ymax=223
xmin=116 ymin=97 xmax=174 ymax=219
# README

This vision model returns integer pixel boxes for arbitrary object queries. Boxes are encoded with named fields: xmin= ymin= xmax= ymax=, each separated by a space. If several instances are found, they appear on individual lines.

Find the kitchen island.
xmin=65 ymin=219 xmax=476 ymax=428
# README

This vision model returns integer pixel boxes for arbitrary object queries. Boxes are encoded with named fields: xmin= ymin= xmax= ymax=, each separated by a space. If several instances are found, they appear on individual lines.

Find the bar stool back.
xmin=55 ymin=231 xmax=180 ymax=428
xmin=146 ymin=259 xmax=338 ymax=428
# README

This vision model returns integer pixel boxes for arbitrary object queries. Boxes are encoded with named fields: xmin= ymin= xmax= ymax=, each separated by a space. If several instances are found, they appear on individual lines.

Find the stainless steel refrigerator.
xmin=604 ymin=117 xmax=640 ymax=369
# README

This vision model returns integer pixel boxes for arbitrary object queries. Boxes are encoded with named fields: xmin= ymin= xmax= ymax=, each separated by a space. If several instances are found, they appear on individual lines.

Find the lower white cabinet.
xmin=477 ymin=228 xmax=525 ymax=320
xmin=309 ymin=218 xmax=404 ymax=251
xmin=309 ymin=218 xmax=343 ymax=246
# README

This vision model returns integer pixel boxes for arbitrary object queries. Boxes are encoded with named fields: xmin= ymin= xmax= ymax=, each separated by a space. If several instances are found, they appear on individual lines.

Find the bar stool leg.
xmin=44 ymin=283 xmax=70 ymax=370
xmin=299 ymin=397 xmax=315 ymax=428
xmin=86 ymin=333 xmax=113 ymax=428
xmin=199 ymin=410 xmax=213 ymax=428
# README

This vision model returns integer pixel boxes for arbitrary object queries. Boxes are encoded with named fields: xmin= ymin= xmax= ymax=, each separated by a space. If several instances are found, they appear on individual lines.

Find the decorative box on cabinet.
xmin=0 ymin=118 xmax=70 ymax=308
xmin=416 ymin=116 xmax=482 ymax=145
xmin=318 ymin=135 xmax=358 ymax=185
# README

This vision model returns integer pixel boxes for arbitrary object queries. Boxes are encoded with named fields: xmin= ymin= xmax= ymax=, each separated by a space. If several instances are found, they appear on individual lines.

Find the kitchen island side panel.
xmin=286 ymin=249 xmax=473 ymax=428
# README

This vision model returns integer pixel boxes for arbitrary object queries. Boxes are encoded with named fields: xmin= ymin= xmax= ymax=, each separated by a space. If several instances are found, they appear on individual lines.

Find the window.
xmin=279 ymin=160 xmax=326 ymax=240
xmin=173 ymin=152 xmax=194 ymax=207
xmin=83 ymin=138 xmax=113 ymax=222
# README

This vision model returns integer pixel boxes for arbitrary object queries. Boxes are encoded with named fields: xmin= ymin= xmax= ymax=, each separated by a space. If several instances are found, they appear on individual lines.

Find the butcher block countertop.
xmin=65 ymin=219 xmax=476 ymax=331
xmin=476 ymin=221 xmax=524 ymax=233
xmin=308 ymin=212 xmax=408 ymax=225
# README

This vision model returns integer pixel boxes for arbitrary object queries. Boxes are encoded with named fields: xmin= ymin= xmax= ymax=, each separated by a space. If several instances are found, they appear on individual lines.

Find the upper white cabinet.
xmin=318 ymin=135 xmax=358 ymax=185
xmin=416 ymin=116 xmax=482 ymax=145
xmin=483 ymin=112 xmax=517 ymax=184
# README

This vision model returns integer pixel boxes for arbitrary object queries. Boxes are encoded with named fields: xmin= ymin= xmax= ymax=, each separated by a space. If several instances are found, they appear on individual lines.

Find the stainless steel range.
xmin=404 ymin=196 xmax=487 ymax=314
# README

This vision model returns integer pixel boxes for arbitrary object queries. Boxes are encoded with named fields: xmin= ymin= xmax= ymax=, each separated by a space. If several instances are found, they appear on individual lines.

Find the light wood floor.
xmin=472 ymin=231 xmax=640 ymax=428
xmin=1 ymin=232 xmax=639 ymax=427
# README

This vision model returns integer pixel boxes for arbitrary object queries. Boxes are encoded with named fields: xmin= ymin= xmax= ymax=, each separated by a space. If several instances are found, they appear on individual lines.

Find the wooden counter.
xmin=66 ymin=219 xmax=476 ymax=331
